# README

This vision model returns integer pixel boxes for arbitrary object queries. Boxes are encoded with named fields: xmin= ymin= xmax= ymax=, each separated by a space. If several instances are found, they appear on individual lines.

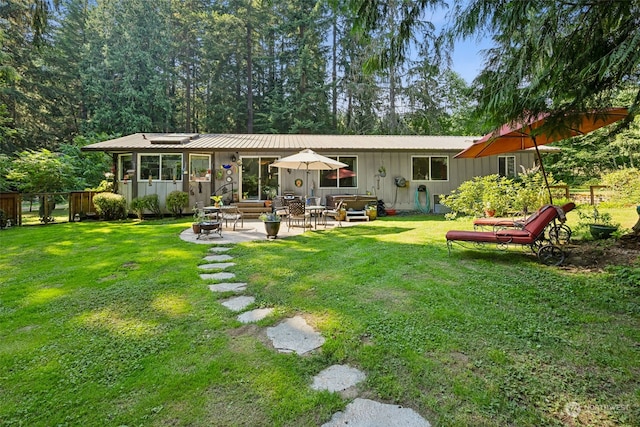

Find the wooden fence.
xmin=0 ymin=191 xmax=102 ymax=226
xmin=0 ymin=192 xmax=21 ymax=226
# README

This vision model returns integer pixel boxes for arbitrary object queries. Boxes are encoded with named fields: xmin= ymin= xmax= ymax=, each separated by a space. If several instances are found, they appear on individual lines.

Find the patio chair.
xmin=272 ymin=196 xmax=289 ymax=218
xmin=287 ymin=199 xmax=310 ymax=230
xmin=446 ymin=204 xmax=569 ymax=265
xmin=322 ymin=200 xmax=343 ymax=227
xmin=219 ymin=205 xmax=243 ymax=231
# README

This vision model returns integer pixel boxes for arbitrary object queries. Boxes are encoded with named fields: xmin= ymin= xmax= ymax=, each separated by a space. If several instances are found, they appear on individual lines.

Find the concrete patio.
xmin=179 ymin=217 xmax=361 ymax=244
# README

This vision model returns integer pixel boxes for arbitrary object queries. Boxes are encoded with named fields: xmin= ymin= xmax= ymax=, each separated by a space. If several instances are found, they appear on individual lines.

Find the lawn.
xmin=0 ymin=212 xmax=638 ymax=426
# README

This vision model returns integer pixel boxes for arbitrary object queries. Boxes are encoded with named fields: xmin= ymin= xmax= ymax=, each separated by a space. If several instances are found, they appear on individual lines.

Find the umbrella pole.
xmin=532 ymin=136 xmax=553 ymax=205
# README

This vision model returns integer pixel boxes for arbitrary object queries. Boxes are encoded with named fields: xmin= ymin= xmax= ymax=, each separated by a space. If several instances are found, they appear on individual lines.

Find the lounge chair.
xmin=473 ymin=202 xmax=575 ymax=244
xmin=446 ymin=204 xmax=571 ymax=265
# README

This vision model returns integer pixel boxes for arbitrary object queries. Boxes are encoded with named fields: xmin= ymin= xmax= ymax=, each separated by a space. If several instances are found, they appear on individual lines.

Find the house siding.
xmin=83 ymin=134 xmax=547 ymax=212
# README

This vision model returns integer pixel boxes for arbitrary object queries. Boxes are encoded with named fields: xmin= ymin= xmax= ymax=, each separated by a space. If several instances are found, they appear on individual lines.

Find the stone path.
xmin=198 ymin=244 xmax=431 ymax=426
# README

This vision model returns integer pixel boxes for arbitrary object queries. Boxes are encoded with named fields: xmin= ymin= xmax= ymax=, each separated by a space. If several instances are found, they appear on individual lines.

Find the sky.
xmin=426 ymin=2 xmax=495 ymax=84
xmin=450 ymin=37 xmax=494 ymax=84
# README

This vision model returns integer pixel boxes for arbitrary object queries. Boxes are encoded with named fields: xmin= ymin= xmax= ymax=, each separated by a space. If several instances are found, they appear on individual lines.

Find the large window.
xmin=241 ymin=157 xmax=279 ymax=200
xmin=189 ymin=154 xmax=211 ymax=181
xmin=411 ymin=156 xmax=449 ymax=181
xmin=498 ymin=156 xmax=516 ymax=178
xmin=139 ymin=154 xmax=183 ymax=181
xmin=319 ymin=156 xmax=357 ymax=188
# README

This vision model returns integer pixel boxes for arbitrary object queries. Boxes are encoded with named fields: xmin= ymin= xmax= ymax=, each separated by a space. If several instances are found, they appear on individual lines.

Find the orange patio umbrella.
xmin=455 ymin=107 xmax=629 ymax=203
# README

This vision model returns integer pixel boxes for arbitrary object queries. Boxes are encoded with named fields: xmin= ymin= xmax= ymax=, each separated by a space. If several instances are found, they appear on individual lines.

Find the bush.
xmin=93 ymin=193 xmax=127 ymax=220
xmin=129 ymin=197 xmax=146 ymax=220
xmin=166 ymin=191 xmax=189 ymax=217
xmin=441 ymin=170 xmax=554 ymax=218
xmin=601 ymin=168 xmax=640 ymax=206
xmin=129 ymin=194 xmax=162 ymax=219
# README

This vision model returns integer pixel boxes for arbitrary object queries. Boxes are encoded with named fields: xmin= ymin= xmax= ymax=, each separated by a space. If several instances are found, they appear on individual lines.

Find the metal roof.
xmin=82 ymin=133 xmax=479 ymax=152
xmin=81 ymin=132 xmax=559 ymax=153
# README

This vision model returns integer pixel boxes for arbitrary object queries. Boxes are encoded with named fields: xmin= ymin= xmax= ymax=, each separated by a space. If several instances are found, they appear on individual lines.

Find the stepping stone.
xmin=266 ymin=316 xmax=325 ymax=355
xmin=199 ymin=262 xmax=236 ymax=270
xmin=237 ymin=308 xmax=274 ymax=324
xmin=311 ymin=365 xmax=366 ymax=392
xmin=221 ymin=296 xmax=255 ymax=312
xmin=208 ymin=282 xmax=247 ymax=293
xmin=209 ymin=247 xmax=232 ymax=252
xmin=238 ymin=308 xmax=273 ymax=323
xmin=321 ymin=398 xmax=431 ymax=427
xmin=204 ymin=254 xmax=233 ymax=262
xmin=200 ymin=272 xmax=235 ymax=281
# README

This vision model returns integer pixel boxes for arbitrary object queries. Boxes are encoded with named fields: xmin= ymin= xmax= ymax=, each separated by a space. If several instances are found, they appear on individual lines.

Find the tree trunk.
xmin=247 ymin=5 xmax=253 ymax=133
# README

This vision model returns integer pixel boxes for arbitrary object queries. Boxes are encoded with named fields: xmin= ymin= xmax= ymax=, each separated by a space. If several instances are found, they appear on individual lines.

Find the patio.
xmin=180 ymin=217 xmax=361 ymax=244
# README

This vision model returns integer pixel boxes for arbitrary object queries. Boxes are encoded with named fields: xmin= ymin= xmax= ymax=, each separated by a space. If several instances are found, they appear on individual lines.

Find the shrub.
xmin=166 ymin=191 xmax=189 ymax=217
xmin=93 ymin=193 xmax=127 ymax=220
xmin=441 ymin=175 xmax=514 ymax=217
xmin=129 ymin=197 xmax=146 ymax=220
xmin=600 ymin=168 xmax=640 ymax=206
xmin=144 ymin=194 xmax=162 ymax=217
xmin=129 ymin=194 xmax=162 ymax=219
xmin=441 ymin=170 xmax=554 ymax=218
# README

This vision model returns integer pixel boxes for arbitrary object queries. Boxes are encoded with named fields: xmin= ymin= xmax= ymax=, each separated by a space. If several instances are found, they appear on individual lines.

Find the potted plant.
xmin=211 ymin=195 xmax=223 ymax=207
xmin=192 ymin=206 xmax=204 ymax=234
xmin=259 ymin=212 xmax=281 ymax=239
xmin=263 ymin=185 xmax=277 ymax=207
xmin=578 ymin=207 xmax=620 ymax=239
xmin=378 ymin=166 xmax=386 ymax=177
xmin=366 ymin=204 xmax=377 ymax=220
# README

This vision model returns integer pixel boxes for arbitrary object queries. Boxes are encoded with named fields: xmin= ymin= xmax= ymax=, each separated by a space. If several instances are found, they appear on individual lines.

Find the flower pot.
xmin=589 ymin=224 xmax=617 ymax=239
xmin=192 ymin=223 xmax=201 ymax=234
xmin=264 ymin=221 xmax=281 ymax=239
xmin=484 ymin=209 xmax=496 ymax=217
xmin=366 ymin=209 xmax=377 ymax=220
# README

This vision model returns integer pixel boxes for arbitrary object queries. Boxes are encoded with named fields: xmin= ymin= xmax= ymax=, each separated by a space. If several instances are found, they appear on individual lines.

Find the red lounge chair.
xmin=472 ymin=203 xmax=575 ymax=243
xmin=446 ymin=204 xmax=573 ymax=265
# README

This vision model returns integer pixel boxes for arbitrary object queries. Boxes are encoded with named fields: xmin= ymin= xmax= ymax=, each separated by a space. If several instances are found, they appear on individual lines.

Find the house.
xmin=81 ymin=133 xmax=548 ymax=213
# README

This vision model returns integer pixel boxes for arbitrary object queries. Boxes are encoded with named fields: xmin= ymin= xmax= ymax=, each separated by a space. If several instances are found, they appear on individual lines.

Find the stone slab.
xmin=209 ymin=247 xmax=232 ymax=252
xmin=237 ymin=308 xmax=274 ymax=324
xmin=204 ymin=254 xmax=233 ymax=262
xmin=311 ymin=365 xmax=366 ymax=392
xmin=199 ymin=262 xmax=236 ymax=270
xmin=266 ymin=315 xmax=325 ymax=355
xmin=221 ymin=296 xmax=255 ymax=312
xmin=200 ymin=272 xmax=235 ymax=281
xmin=208 ymin=282 xmax=247 ymax=293
xmin=321 ymin=398 xmax=431 ymax=427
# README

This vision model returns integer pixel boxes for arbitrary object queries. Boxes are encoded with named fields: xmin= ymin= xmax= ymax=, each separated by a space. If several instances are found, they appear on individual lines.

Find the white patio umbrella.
xmin=269 ymin=149 xmax=348 ymax=198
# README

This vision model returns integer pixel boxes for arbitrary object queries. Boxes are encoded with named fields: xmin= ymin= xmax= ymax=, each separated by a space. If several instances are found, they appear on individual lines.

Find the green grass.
xmin=0 ymin=211 xmax=638 ymax=426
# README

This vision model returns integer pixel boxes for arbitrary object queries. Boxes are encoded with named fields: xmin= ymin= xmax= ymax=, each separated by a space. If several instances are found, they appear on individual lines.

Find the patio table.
xmin=306 ymin=205 xmax=325 ymax=229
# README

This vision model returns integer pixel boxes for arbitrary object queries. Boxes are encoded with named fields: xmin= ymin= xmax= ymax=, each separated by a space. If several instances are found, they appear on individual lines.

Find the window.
xmin=240 ymin=157 xmax=279 ymax=200
xmin=319 ymin=156 xmax=357 ymax=188
xmin=190 ymin=154 xmax=211 ymax=181
xmin=498 ymin=156 xmax=516 ymax=177
xmin=118 ymin=154 xmax=133 ymax=180
xmin=411 ymin=156 xmax=448 ymax=181
xmin=139 ymin=154 xmax=183 ymax=181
